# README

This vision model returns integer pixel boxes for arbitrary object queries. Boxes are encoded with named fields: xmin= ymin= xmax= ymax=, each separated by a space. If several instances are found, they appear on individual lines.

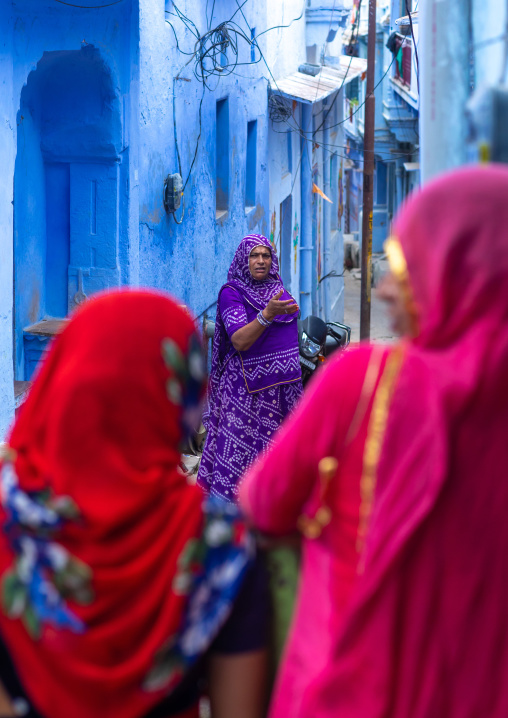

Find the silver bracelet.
xmin=257 ymin=310 xmax=272 ymax=327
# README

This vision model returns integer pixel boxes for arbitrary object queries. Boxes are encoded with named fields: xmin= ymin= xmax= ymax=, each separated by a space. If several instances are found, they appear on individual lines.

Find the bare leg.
xmin=208 ymin=649 xmax=268 ymax=718
xmin=0 ymin=680 xmax=15 ymax=717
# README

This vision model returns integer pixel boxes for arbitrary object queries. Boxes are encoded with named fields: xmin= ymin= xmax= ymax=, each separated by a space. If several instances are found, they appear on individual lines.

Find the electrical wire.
xmin=169 ymin=3 xmax=266 ymax=90
xmin=169 ymin=0 xmax=409 ymax=234
xmin=308 ymin=0 xmax=339 ymax=109
xmin=166 ymin=19 xmax=197 ymax=56
xmin=474 ymin=33 xmax=508 ymax=50
xmin=231 ymin=0 xmax=317 ymax=167
xmin=270 ymin=55 xmax=399 ymax=157
xmin=169 ymin=0 xmax=362 ymax=164
xmin=172 ymin=79 xmax=206 ymax=199
xmin=405 ymin=0 xmax=420 ymax=93
xmin=254 ymin=4 xmax=305 ymax=41
xmin=318 ymin=269 xmax=344 ymax=284
xmin=207 ymin=0 xmax=217 ymax=31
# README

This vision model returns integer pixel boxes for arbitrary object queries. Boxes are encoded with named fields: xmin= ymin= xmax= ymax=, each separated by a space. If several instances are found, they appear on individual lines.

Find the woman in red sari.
xmin=240 ymin=165 xmax=508 ymax=717
xmin=0 ymin=290 xmax=267 ymax=718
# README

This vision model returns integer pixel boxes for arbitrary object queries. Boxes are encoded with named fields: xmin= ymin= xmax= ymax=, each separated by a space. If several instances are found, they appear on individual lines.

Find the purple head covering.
xmin=226 ymin=234 xmax=296 ymax=323
xmin=202 ymin=235 xmax=300 ymax=429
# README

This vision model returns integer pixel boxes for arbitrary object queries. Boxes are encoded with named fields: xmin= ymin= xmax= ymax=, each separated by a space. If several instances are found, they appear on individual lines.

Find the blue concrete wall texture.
xmin=1 ymin=0 xmax=137 ymax=427
xmin=0 ymin=2 xmax=15 ymax=440
xmin=137 ymin=0 xmax=270 ymax=318
xmin=0 ymin=0 xmax=304 ymax=436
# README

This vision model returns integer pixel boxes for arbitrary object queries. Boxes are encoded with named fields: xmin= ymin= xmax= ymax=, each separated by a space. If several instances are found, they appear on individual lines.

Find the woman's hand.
xmin=263 ymin=291 xmax=299 ymax=322
xmin=231 ymin=290 xmax=299 ymax=352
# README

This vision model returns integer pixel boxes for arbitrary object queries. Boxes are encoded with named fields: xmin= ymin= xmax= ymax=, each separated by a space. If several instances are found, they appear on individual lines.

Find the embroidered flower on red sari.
xmin=0 ymin=459 xmax=93 ymax=639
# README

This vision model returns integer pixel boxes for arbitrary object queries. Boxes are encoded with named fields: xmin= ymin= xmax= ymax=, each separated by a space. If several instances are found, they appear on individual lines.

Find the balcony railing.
xmin=393 ymin=35 xmax=412 ymax=89
xmin=390 ymin=37 xmax=419 ymax=108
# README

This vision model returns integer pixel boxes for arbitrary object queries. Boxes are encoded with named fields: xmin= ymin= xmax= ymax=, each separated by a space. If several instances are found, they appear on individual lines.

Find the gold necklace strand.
xmin=297 ymin=348 xmax=384 ymax=541
xmin=356 ymin=344 xmax=405 ymax=566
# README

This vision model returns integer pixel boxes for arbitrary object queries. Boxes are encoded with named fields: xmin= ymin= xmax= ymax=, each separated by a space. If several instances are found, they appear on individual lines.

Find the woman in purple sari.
xmin=197 ymin=234 xmax=303 ymax=501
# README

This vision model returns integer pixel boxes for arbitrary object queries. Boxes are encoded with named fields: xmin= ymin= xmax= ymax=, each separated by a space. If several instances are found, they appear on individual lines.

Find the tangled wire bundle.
xmin=167 ymin=4 xmax=258 ymax=90
xmin=269 ymin=93 xmax=293 ymax=123
xmin=194 ymin=23 xmax=250 ymax=86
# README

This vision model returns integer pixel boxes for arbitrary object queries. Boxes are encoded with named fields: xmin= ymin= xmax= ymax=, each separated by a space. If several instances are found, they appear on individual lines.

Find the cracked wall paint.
xmin=269 ymin=207 xmax=276 ymax=250
xmin=293 ymin=213 xmax=299 ymax=273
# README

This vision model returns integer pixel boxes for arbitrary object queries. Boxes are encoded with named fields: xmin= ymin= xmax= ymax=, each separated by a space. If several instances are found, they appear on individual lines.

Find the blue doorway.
xmin=14 ymin=46 xmax=122 ymax=380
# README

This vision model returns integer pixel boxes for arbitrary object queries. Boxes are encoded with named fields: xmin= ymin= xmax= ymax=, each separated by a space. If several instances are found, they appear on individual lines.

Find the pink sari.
xmin=239 ymin=344 xmax=400 ymax=718
xmin=305 ymin=165 xmax=508 ymax=717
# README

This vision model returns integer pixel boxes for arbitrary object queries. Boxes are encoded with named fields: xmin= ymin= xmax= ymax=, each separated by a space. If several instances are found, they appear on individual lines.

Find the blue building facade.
xmin=0 ymin=0 xmax=351 ymax=435
xmin=341 ymin=0 xmax=419 ymax=253
xmin=0 ymin=0 xmax=275 ymax=435
xmin=267 ymin=0 xmax=360 ymax=323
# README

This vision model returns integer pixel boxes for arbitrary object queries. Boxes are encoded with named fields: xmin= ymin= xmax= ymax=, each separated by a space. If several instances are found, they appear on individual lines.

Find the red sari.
xmin=0 ymin=291 xmax=236 ymax=718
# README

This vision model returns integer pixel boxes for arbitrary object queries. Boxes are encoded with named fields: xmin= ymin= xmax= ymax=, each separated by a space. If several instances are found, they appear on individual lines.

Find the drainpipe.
xmin=300 ymin=102 xmax=313 ymax=320
xmin=395 ymin=160 xmax=403 ymax=212
xmin=322 ymin=105 xmax=331 ymax=322
xmin=419 ymin=0 xmax=469 ymax=183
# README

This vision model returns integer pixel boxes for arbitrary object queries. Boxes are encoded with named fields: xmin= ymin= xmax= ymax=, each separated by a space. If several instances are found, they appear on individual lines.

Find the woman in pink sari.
xmin=239 ymin=165 xmax=508 ymax=717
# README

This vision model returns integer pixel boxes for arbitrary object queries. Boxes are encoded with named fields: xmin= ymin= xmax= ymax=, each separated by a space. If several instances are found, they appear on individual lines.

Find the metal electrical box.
xmin=163 ymin=173 xmax=183 ymax=213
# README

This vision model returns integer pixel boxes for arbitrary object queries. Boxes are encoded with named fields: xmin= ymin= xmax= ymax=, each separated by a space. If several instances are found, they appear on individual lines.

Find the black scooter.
xmin=298 ymin=315 xmax=351 ymax=386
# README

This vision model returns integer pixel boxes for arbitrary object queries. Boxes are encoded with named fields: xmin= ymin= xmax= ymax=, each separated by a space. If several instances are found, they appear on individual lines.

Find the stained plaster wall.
xmin=138 ymin=0 xmax=271 ymax=318
xmin=1 ymin=0 xmax=138 ymax=433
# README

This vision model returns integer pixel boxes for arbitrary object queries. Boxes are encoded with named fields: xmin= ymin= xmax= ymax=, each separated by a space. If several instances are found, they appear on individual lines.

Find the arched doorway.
xmin=14 ymin=45 xmax=122 ymax=379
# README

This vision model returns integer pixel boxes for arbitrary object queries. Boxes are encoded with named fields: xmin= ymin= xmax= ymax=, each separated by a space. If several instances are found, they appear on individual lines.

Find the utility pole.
xmin=360 ymin=0 xmax=377 ymax=340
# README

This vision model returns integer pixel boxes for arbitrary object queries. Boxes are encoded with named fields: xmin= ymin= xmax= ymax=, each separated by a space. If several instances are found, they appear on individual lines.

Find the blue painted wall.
xmin=137 ymin=0 xmax=269 ymax=318
xmin=13 ymin=44 xmax=125 ymax=378
xmin=1 ymin=0 xmax=137 ymax=427
xmin=0 ymin=0 xmax=15 ymax=439
xmin=0 ymin=0 xmax=274 ymax=432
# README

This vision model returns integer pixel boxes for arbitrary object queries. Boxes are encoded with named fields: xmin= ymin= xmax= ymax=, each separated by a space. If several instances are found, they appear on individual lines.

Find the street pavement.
xmin=343 ymin=256 xmax=396 ymax=344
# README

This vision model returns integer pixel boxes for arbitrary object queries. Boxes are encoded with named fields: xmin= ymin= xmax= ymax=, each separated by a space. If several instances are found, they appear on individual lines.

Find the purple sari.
xmin=197 ymin=235 xmax=303 ymax=500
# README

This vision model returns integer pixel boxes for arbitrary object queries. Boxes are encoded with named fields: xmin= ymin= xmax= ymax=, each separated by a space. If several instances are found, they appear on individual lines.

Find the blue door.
xmin=68 ymin=162 xmax=120 ymax=310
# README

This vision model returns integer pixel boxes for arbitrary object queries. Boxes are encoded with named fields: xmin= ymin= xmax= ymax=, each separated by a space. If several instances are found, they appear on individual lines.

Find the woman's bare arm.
xmin=208 ymin=650 xmax=268 ymax=718
xmin=231 ymin=291 xmax=299 ymax=352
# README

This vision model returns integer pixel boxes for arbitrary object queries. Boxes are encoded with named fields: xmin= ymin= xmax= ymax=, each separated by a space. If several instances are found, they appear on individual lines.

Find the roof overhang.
xmin=270 ymin=56 xmax=367 ymax=105
xmin=395 ymin=10 xmax=419 ymax=26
